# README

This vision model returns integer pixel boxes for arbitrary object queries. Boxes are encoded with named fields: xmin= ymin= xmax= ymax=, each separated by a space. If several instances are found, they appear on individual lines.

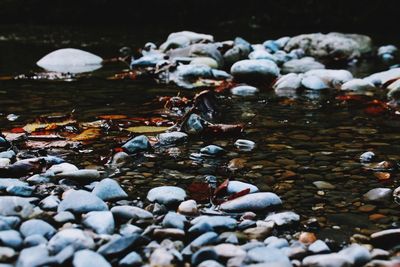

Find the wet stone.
xmin=178 ymin=199 xmax=198 ymax=216
xmin=16 ymin=245 xmax=49 ymax=267
xmin=39 ymin=195 xmax=60 ymax=210
xmin=231 ymin=85 xmax=259 ymax=96
xmin=111 ymin=205 xmax=153 ymax=221
xmin=58 ymin=190 xmax=108 ymax=213
xmin=214 ymin=243 xmax=246 ymax=258
xmin=54 ymin=211 xmax=75 ymax=223
xmin=363 ymin=188 xmax=392 ymax=202
xmin=265 ymin=211 xmax=300 ymax=227
xmin=371 ymin=228 xmax=400 ymax=249
xmin=48 ymin=228 xmax=95 ymax=253
xmin=247 ymin=247 xmax=291 ymax=266
xmin=191 ymin=247 xmax=218 ymax=266
xmin=302 ymin=253 xmax=351 ymax=267
xmin=73 ymin=249 xmax=111 ymax=267
xmin=23 ymin=235 xmax=48 ymax=247
xmin=122 ymin=135 xmax=151 ymax=154
xmin=119 ymin=251 xmax=143 ymax=267
xmin=308 ymin=240 xmax=330 ymax=254
xmin=227 ymin=181 xmax=259 ymax=195
xmin=157 ymin=132 xmax=188 ymax=146
xmin=97 ymin=234 xmax=147 ymax=257
xmin=0 ymin=196 xmax=34 ymax=219
xmin=0 ymin=230 xmax=23 ymax=249
xmin=82 ymin=211 xmax=115 ymax=235
xmin=147 ymin=186 xmax=186 ymax=206
xmin=92 ymin=178 xmax=128 ymax=201
xmin=220 ymin=192 xmax=282 ymax=212
xmin=182 ymin=232 xmax=219 ymax=256
xmin=162 ymin=212 xmax=187 ymax=230
xmin=337 ymin=244 xmax=371 ymax=266
xmin=20 ymin=219 xmax=56 ymax=239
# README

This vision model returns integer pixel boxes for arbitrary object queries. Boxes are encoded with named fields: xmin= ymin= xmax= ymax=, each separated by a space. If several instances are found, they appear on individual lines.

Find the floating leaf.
xmin=187 ymin=182 xmax=210 ymax=202
xmin=98 ymin=115 xmax=127 ymax=120
xmin=126 ymin=126 xmax=170 ymax=134
xmin=23 ymin=119 xmax=76 ymax=133
xmin=70 ymin=128 xmax=101 ymax=141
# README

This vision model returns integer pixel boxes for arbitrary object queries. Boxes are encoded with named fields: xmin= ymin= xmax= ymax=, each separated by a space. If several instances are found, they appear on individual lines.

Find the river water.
xmin=1 ymin=25 xmax=400 ymax=245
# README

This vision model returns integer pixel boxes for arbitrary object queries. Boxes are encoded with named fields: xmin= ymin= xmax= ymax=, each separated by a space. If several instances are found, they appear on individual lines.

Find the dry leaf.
xmin=126 ymin=126 xmax=170 ymax=134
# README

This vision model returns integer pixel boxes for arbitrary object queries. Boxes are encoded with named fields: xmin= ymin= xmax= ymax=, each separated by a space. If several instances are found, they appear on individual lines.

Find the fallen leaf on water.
xmin=187 ymin=182 xmax=210 ymax=202
xmin=23 ymin=119 xmax=76 ymax=133
xmin=70 ymin=128 xmax=102 ymax=141
xmin=228 ymin=158 xmax=247 ymax=171
xmin=98 ymin=115 xmax=127 ymax=120
xmin=126 ymin=126 xmax=170 ymax=134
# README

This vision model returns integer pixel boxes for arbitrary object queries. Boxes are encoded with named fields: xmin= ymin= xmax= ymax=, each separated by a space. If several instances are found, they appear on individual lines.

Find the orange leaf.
xmin=70 ymin=128 xmax=101 ymax=141
xmin=98 ymin=115 xmax=127 ymax=120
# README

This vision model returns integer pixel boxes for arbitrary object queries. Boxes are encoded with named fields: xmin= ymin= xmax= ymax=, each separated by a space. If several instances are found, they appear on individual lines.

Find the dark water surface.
xmin=1 ymin=25 xmax=400 ymax=243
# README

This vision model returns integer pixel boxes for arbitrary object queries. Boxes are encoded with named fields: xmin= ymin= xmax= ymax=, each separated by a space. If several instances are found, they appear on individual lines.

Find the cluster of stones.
xmin=130 ymin=31 xmax=399 ymax=103
xmin=1 ymin=145 xmax=400 ymax=266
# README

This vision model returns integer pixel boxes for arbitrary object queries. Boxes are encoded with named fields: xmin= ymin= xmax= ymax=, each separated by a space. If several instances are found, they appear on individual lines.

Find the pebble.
xmin=119 ymin=224 xmax=143 ymax=236
xmin=153 ymin=228 xmax=185 ymax=240
xmin=147 ymin=186 xmax=186 ymax=206
xmin=97 ymin=234 xmax=147 ymax=256
xmin=234 ymin=139 xmax=256 ymax=151
xmin=231 ymin=85 xmax=259 ymax=96
xmin=157 ymin=132 xmax=188 ymax=146
xmin=308 ymin=240 xmax=330 ymax=254
xmin=198 ymin=260 xmax=224 ymax=267
xmin=227 ymin=181 xmax=259 ymax=195
xmin=302 ymin=253 xmax=351 ymax=267
xmin=111 ymin=205 xmax=153 ymax=221
xmin=341 ymin=79 xmax=375 ymax=91
xmin=182 ymin=232 xmax=219 ymax=256
xmin=19 ymin=219 xmax=56 ymax=239
xmin=0 ymin=246 xmax=15 ymax=262
xmin=190 ymin=216 xmax=237 ymax=234
xmin=73 ymin=249 xmax=111 ymax=267
xmin=282 ymin=57 xmax=325 ymax=73
xmin=313 ymin=181 xmax=336 ymax=190
xmin=82 ymin=211 xmax=115 ymax=235
xmin=191 ymin=247 xmax=218 ymax=266
xmin=149 ymin=247 xmax=174 ymax=266
xmin=39 ymin=195 xmax=60 ymax=210
xmin=370 ymin=228 xmax=400 ymax=249
xmin=200 ymin=145 xmax=224 ymax=156
xmin=363 ymin=188 xmax=392 ymax=202
xmin=122 ymin=135 xmax=151 ymax=154
xmin=177 ymin=199 xmax=198 ymax=216
xmin=58 ymin=190 xmax=108 ymax=213
xmin=16 ymin=245 xmax=49 ymax=267
xmin=230 ymin=59 xmax=279 ymax=82
xmin=0 ymin=179 xmax=28 ymax=190
xmin=0 ymin=196 xmax=34 ymax=218
xmin=265 ymin=211 xmax=300 ymax=226
xmin=338 ymin=244 xmax=371 ymax=266
xmin=119 ymin=251 xmax=143 ymax=267
xmin=23 ymin=235 xmax=48 ymax=247
xmin=162 ymin=212 xmax=187 ymax=230
xmin=247 ymin=247 xmax=291 ymax=265
xmin=48 ymin=228 xmax=95 ymax=253
xmin=54 ymin=169 xmax=100 ymax=180
xmin=360 ymin=151 xmax=376 ymax=163
xmin=0 ymin=230 xmax=23 ymax=249
xmin=92 ymin=178 xmax=128 ymax=201
xmin=214 ymin=243 xmax=246 ymax=258
xmin=54 ymin=211 xmax=75 ymax=223
xmin=220 ymin=192 xmax=282 ymax=212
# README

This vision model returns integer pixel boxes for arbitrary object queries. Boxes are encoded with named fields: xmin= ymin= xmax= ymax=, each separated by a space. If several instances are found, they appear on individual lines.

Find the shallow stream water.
xmin=1 ymin=25 xmax=400 ymax=245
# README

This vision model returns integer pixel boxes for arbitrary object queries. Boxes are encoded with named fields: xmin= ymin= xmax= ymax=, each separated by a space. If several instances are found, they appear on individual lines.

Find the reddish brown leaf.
xmin=203 ymin=124 xmax=244 ymax=136
xmin=214 ymin=179 xmax=229 ymax=198
xmin=187 ymin=182 xmax=211 ymax=202
xmin=10 ymin=127 xmax=25 ymax=133
xmin=226 ymin=188 xmax=250 ymax=201
xmin=98 ymin=115 xmax=127 ymax=120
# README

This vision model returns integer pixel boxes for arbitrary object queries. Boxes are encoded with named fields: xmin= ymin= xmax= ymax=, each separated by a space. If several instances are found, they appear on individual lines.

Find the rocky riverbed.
xmin=1 ymin=30 xmax=400 ymax=266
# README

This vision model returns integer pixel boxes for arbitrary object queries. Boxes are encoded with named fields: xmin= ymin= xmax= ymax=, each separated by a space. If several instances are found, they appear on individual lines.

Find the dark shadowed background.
xmin=0 ymin=0 xmax=397 ymax=38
